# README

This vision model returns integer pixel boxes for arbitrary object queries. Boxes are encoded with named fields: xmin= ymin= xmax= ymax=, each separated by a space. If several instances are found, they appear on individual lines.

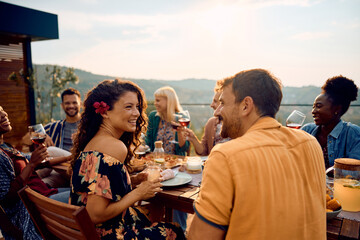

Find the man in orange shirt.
xmin=188 ymin=69 xmax=326 ymax=240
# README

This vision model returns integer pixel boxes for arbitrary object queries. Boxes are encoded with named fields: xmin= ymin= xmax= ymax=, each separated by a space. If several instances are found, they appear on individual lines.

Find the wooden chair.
xmin=18 ymin=186 xmax=100 ymax=240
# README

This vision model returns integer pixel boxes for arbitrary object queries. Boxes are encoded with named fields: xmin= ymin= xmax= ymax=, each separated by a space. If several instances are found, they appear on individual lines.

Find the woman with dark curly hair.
xmin=69 ymin=79 xmax=185 ymax=240
xmin=302 ymin=76 xmax=360 ymax=168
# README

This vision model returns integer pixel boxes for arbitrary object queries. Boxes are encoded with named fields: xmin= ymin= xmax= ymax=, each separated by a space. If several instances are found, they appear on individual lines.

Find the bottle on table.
xmin=153 ymin=141 xmax=165 ymax=167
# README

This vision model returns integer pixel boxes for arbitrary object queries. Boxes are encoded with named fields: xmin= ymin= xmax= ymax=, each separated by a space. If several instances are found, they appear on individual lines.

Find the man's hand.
xmin=44 ymin=135 xmax=54 ymax=147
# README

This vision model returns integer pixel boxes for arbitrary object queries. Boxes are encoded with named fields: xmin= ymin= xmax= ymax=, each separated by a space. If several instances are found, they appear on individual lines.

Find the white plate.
xmin=161 ymin=172 xmax=192 ymax=187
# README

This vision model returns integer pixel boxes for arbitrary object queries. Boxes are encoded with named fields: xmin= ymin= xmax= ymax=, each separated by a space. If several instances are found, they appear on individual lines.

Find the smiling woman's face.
xmin=0 ymin=106 xmax=12 ymax=135
xmin=154 ymin=96 xmax=167 ymax=114
xmin=311 ymin=94 xmax=338 ymax=126
xmin=105 ymin=91 xmax=140 ymax=135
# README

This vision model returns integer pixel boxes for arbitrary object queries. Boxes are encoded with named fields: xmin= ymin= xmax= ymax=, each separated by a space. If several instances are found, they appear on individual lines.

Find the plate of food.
xmin=161 ymin=172 xmax=192 ymax=187
xmin=142 ymin=153 xmax=185 ymax=169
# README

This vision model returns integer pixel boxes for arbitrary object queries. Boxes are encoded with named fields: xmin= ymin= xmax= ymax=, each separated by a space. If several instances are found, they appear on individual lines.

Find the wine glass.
xmin=286 ymin=110 xmax=306 ymax=129
xmin=170 ymin=113 xmax=182 ymax=144
xmin=178 ymin=110 xmax=191 ymax=140
xmin=28 ymin=124 xmax=47 ymax=145
xmin=178 ymin=110 xmax=191 ymax=129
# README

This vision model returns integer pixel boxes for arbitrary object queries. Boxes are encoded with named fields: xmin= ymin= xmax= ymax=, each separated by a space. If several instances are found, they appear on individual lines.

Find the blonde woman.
xmin=145 ymin=86 xmax=189 ymax=156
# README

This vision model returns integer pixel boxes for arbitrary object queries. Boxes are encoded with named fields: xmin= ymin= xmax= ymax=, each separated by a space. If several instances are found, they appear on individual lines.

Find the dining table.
xmin=147 ymin=168 xmax=360 ymax=240
xmin=53 ymin=156 xmax=360 ymax=239
xmin=51 ymin=161 xmax=70 ymax=177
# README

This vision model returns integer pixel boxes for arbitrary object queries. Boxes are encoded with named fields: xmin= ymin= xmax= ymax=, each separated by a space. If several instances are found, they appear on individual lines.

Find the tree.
xmin=34 ymin=65 xmax=79 ymax=123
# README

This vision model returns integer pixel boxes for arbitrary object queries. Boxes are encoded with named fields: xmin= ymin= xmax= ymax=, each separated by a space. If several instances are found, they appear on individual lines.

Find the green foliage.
xmin=33 ymin=65 xmax=79 ymax=124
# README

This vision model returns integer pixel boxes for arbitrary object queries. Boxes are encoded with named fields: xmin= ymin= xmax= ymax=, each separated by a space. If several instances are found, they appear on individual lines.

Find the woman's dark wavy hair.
xmin=69 ymin=79 xmax=148 ymax=173
xmin=322 ymin=75 xmax=358 ymax=116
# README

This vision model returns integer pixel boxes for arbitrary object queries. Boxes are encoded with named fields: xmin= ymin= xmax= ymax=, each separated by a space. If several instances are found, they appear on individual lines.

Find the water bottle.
xmin=153 ymin=141 xmax=165 ymax=166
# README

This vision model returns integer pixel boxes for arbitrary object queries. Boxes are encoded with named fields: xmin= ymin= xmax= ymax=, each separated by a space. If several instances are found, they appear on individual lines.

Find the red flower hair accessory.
xmin=93 ymin=101 xmax=110 ymax=114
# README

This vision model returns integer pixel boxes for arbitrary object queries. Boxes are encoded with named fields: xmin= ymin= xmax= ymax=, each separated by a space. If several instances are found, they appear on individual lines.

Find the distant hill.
xmin=33 ymin=64 xmax=360 ymax=128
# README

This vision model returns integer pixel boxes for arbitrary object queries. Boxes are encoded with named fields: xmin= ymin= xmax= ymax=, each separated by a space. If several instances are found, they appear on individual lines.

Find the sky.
xmin=3 ymin=0 xmax=360 ymax=87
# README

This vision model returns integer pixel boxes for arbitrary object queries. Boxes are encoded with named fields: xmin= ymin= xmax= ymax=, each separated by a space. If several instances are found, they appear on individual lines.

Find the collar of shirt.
xmin=247 ymin=117 xmax=282 ymax=133
xmin=329 ymin=120 xmax=344 ymax=139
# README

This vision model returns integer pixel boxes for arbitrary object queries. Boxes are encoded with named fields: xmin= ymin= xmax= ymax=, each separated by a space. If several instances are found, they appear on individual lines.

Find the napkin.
xmin=161 ymin=169 xmax=177 ymax=181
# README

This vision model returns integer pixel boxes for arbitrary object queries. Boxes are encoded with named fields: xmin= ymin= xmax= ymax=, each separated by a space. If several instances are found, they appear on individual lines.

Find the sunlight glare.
xmin=196 ymin=5 xmax=237 ymax=45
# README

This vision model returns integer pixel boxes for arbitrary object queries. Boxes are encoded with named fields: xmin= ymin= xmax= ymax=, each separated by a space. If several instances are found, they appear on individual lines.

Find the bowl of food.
xmin=326 ymin=194 xmax=342 ymax=220
xmin=327 ymin=207 xmax=342 ymax=220
xmin=130 ymin=158 xmax=147 ymax=172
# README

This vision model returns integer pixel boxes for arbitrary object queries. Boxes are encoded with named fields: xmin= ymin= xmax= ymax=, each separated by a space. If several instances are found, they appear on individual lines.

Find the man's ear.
xmin=241 ymin=96 xmax=254 ymax=116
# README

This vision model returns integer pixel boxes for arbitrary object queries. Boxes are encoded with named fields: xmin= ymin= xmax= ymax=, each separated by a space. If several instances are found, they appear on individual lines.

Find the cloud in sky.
xmin=5 ymin=0 xmax=360 ymax=87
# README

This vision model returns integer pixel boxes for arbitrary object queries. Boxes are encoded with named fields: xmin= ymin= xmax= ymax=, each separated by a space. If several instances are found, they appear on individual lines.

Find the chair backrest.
xmin=0 ymin=205 xmax=23 ymax=240
xmin=18 ymin=186 xmax=100 ymax=240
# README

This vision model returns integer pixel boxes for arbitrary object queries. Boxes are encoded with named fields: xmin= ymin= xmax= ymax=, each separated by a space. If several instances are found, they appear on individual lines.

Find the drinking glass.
xmin=186 ymin=156 xmax=202 ymax=174
xmin=170 ymin=113 xmax=182 ymax=144
xmin=178 ymin=110 xmax=191 ymax=129
xmin=134 ymin=150 xmax=146 ymax=159
xmin=28 ymin=124 xmax=47 ymax=145
xmin=286 ymin=110 xmax=306 ymax=129
xmin=147 ymin=164 xmax=161 ymax=182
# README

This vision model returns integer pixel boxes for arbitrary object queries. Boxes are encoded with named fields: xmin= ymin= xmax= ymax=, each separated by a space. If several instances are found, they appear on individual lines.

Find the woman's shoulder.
xmin=148 ymin=110 xmax=158 ymax=118
xmin=342 ymin=121 xmax=360 ymax=134
xmin=85 ymin=137 xmax=128 ymax=163
xmin=301 ymin=123 xmax=317 ymax=132
xmin=102 ymin=139 xmax=128 ymax=163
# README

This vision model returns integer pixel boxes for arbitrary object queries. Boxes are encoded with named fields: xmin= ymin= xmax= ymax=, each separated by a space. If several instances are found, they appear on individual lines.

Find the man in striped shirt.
xmin=44 ymin=88 xmax=81 ymax=151
xmin=39 ymin=88 xmax=81 ymax=188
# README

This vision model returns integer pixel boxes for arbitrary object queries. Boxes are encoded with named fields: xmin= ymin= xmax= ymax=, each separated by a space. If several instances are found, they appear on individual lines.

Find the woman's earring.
xmin=335 ymin=112 xmax=338 ymax=115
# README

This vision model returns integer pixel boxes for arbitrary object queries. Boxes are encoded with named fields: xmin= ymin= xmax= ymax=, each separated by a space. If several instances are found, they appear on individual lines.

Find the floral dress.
xmin=70 ymin=151 xmax=185 ymax=240
xmin=156 ymin=119 xmax=176 ymax=154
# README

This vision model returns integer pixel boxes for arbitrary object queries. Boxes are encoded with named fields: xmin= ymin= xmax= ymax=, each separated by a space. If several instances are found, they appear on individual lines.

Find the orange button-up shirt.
xmin=194 ymin=117 xmax=326 ymax=240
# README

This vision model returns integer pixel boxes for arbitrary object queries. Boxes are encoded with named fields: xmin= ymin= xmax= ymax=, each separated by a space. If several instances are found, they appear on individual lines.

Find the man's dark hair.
xmin=61 ymin=88 xmax=81 ymax=102
xmin=222 ymin=69 xmax=282 ymax=118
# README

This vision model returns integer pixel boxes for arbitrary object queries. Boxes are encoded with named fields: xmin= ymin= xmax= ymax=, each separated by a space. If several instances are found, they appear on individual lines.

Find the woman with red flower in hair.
xmin=69 ymin=79 xmax=185 ymax=240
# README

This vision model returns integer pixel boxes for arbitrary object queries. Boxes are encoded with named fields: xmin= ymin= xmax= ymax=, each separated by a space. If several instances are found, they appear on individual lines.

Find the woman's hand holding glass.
xmin=178 ymin=110 xmax=190 ymax=129
xmin=171 ymin=110 xmax=190 ymax=144
xmin=134 ymin=178 xmax=163 ymax=200
xmin=28 ymin=124 xmax=49 ymax=164
xmin=29 ymin=144 xmax=49 ymax=168
xmin=28 ymin=124 xmax=47 ymax=146
xmin=184 ymin=128 xmax=196 ymax=142
xmin=130 ymin=172 xmax=148 ymax=188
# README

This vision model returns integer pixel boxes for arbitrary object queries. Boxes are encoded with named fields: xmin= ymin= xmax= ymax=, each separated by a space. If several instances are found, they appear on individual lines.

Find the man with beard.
xmin=44 ymin=88 xmax=81 ymax=151
xmin=188 ymin=69 xmax=326 ymax=240
xmin=37 ymin=88 xmax=81 ymax=188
